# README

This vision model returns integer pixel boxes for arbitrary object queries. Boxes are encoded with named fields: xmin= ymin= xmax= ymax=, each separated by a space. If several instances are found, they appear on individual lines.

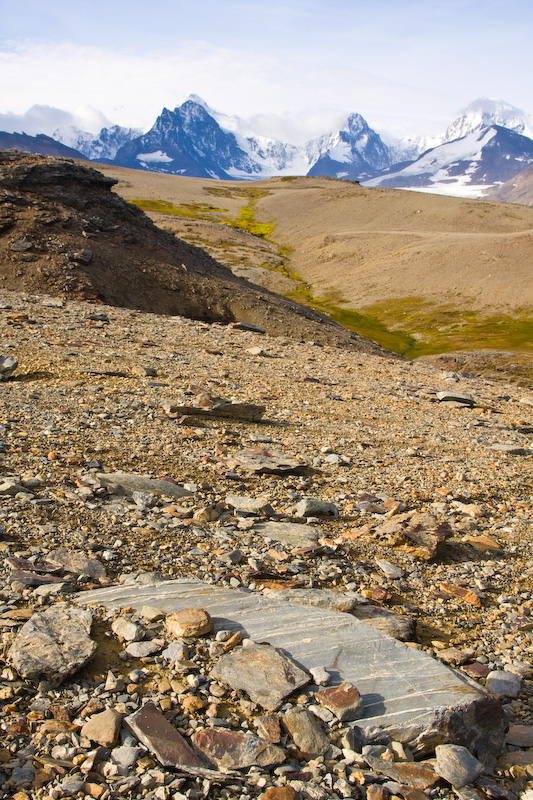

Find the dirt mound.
xmin=0 ymin=151 xmax=390 ymax=356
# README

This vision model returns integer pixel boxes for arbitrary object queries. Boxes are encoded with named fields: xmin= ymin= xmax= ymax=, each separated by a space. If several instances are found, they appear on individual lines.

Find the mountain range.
xmin=5 ymin=96 xmax=533 ymax=198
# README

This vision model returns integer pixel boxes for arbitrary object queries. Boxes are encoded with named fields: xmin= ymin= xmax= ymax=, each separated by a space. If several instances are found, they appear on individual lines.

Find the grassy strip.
xmin=130 ymin=198 xmax=227 ymax=220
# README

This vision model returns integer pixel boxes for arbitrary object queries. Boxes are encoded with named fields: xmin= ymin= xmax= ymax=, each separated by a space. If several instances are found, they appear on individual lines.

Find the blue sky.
xmin=1 ymin=0 xmax=532 ymax=142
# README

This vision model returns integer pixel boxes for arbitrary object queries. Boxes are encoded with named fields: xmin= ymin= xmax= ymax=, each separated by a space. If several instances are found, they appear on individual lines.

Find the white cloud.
xmin=0 ymin=41 xmax=457 ymax=142
xmin=0 ymin=103 xmax=110 ymax=136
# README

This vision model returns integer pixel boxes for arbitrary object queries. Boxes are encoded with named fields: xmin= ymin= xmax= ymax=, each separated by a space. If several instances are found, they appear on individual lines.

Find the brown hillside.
xmin=0 ymin=151 xmax=390 ymax=356
xmin=98 ymin=167 xmax=533 ymax=315
xmin=485 ymin=164 xmax=533 ymax=206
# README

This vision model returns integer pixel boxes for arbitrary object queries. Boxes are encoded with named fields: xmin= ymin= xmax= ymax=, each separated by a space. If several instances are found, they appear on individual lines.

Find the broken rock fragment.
xmin=162 ymin=397 xmax=265 ymax=422
xmin=263 ymin=587 xmax=356 ymax=613
xmin=364 ymin=755 xmax=439 ymax=790
xmin=210 ymin=642 xmax=310 ymax=711
xmin=282 ymin=706 xmax=329 ymax=758
xmin=81 ymin=708 xmax=122 ymax=748
xmin=315 ymin=681 xmax=364 ymax=722
xmin=8 ymin=604 xmax=96 ymax=685
xmin=351 ymin=605 xmax=416 ymax=641
xmin=229 ymin=449 xmax=308 ymax=475
xmin=0 ymin=354 xmax=18 ymax=380
xmin=192 ymin=727 xmax=286 ymax=770
xmin=434 ymin=744 xmax=484 ymax=788
xmin=125 ymin=701 xmax=204 ymax=768
xmin=252 ymin=521 xmax=320 ymax=547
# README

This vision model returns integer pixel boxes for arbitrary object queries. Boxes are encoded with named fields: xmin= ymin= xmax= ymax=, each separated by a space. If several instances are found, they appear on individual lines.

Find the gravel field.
xmin=0 ymin=289 xmax=533 ymax=800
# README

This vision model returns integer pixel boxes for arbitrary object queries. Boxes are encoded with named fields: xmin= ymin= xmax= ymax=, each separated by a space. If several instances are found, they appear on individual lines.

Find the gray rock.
xmin=351 ymin=605 xmax=416 ymax=641
xmin=111 ymin=617 xmax=145 ymax=642
xmin=8 ymin=603 xmax=96 ymax=685
xmin=263 ymin=587 xmax=356 ymax=613
xmin=75 ymin=579 xmax=506 ymax=759
xmin=490 ymin=444 xmax=531 ymax=455
xmin=124 ymin=640 xmax=161 ymax=658
xmin=226 ymin=495 xmax=275 ymax=516
xmin=435 ymin=744 xmax=484 ymax=787
xmin=376 ymin=559 xmax=405 ymax=580
xmin=49 ymin=547 xmax=106 ymax=580
xmin=310 ymin=666 xmax=331 ymax=686
xmin=97 ymin=472 xmax=192 ymax=499
xmin=210 ymin=642 xmax=310 ymax=711
xmin=111 ymin=745 xmax=142 ymax=770
xmin=252 ymin=521 xmax=321 ymax=547
xmin=230 ymin=450 xmax=308 ymax=475
xmin=0 ymin=477 xmax=25 ymax=495
xmin=0 ymin=354 xmax=18 ymax=380
xmin=125 ymin=701 xmax=204 ymax=768
xmin=485 ymin=670 xmax=522 ymax=698
xmin=437 ymin=391 xmax=475 ymax=406
xmin=282 ymin=706 xmax=329 ymax=758
xmin=161 ymin=641 xmax=189 ymax=661
xmin=294 ymin=498 xmax=339 ymax=518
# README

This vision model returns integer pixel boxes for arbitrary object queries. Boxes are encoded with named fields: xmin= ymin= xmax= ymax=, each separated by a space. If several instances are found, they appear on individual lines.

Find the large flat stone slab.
xmin=75 ymin=579 xmax=504 ymax=759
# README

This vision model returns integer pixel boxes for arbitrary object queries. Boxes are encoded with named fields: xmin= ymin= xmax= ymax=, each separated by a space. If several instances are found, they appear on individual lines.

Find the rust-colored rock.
xmin=165 ymin=608 xmax=212 ymax=638
xmin=192 ymin=727 xmax=286 ymax=770
xmin=315 ymin=682 xmax=364 ymax=722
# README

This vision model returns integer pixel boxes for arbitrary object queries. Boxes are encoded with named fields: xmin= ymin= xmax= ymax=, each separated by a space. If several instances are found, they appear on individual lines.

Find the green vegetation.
xmin=130 ymin=198 xmax=227 ymax=220
xmin=227 ymin=191 xmax=275 ymax=238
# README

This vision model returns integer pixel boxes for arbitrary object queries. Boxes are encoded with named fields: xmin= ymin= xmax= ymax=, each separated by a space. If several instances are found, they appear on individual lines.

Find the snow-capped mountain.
xmin=364 ymin=125 xmax=533 ymax=197
xmin=54 ymin=124 xmax=142 ymax=161
xmin=5 ymin=93 xmax=533 ymax=199
xmin=107 ymin=97 xmax=391 ymax=181
xmin=305 ymin=113 xmax=392 ymax=180
xmin=444 ymin=98 xmax=533 ymax=143
xmin=111 ymin=99 xmax=266 ymax=179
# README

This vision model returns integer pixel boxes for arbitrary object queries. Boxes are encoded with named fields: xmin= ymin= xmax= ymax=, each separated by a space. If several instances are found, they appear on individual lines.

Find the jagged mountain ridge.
xmin=6 ymin=95 xmax=533 ymax=198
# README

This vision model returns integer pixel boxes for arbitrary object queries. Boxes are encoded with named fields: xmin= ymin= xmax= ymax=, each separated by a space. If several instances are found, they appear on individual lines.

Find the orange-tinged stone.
xmin=439 ymin=583 xmax=482 ymax=607
xmin=165 ymin=608 xmax=212 ymax=638
xmin=315 ymin=682 xmax=364 ymax=722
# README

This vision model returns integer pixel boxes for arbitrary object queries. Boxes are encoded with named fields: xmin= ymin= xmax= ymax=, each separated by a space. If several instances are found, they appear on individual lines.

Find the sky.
xmin=1 ymin=0 xmax=533 ymax=144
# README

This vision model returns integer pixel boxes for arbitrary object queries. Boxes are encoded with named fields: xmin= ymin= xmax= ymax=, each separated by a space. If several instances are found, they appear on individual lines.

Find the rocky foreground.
xmin=0 ymin=289 xmax=533 ymax=800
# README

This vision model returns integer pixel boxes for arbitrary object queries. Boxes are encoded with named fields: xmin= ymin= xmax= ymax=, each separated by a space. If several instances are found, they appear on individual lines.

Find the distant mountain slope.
xmin=0 ymin=131 xmax=86 ymax=159
xmin=54 ymin=124 xmax=142 ymax=161
xmin=484 ymin=163 xmax=533 ymax=205
xmin=364 ymin=125 xmax=533 ymax=197
xmin=0 ymin=150 xmax=389 ymax=356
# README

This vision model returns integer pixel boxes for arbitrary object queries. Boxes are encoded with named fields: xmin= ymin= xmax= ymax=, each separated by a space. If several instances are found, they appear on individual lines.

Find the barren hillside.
xmin=0 ymin=151 xmax=390 ymax=356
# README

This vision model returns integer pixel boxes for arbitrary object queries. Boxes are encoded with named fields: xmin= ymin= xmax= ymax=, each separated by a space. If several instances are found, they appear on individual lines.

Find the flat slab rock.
xmin=228 ymin=450 xmax=308 ymax=475
xmin=75 ymin=579 xmax=505 ymax=758
xmin=251 ymin=521 xmax=322 ymax=547
xmin=96 ymin=472 xmax=192 ymax=499
xmin=8 ymin=603 xmax=96 ymax=685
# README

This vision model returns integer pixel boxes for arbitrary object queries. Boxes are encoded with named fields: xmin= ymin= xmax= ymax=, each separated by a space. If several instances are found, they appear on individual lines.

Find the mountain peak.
xmin=184 ymin=94 xmax=210 ymax=110
xmin=445 ymin=97 xmax=533 ymax=142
